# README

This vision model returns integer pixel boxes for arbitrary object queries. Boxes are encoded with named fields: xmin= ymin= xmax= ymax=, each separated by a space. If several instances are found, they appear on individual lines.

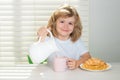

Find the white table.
xmin=0 ymin=63 xmax=120 ymax=80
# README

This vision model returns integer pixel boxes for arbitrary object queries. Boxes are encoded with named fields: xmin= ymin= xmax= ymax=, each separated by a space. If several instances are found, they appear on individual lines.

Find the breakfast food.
xmin=81 ymin=58 xmax=109 ymax=70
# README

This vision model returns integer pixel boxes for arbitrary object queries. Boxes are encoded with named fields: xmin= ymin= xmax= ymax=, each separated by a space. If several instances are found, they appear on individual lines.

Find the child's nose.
xmin=64 ymin=23 xmax=69 ymax=28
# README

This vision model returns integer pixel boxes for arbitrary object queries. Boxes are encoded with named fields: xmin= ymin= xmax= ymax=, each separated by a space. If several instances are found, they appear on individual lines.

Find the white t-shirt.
xmin=47 ymin=37 xmax=88 ymax=65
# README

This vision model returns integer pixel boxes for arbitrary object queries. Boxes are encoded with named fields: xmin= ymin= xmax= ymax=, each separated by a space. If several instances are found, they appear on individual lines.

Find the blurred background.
xmin=0 ymin=0 xmax=120 ymax=66
xmin=89 ymin=0 xmax=120 ymax=62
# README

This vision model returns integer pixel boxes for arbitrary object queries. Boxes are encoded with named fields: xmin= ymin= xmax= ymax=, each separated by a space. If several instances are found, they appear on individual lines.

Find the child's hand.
xmin=67 ymin=58 xmax=79 ymax=70
xmin=37 ymin=26 xmax=49 ymax=42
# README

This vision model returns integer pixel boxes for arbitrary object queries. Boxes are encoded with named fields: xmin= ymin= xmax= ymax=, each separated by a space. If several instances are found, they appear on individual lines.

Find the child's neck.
xmin=57 ymin=36 xmax=70 ymax=41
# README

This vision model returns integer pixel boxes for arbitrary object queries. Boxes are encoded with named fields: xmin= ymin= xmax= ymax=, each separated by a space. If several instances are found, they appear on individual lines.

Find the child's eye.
xmin=69 ymin=22 xmax=73 ymax=25
xmin=60 ymin=21 xmax=64 ymax=23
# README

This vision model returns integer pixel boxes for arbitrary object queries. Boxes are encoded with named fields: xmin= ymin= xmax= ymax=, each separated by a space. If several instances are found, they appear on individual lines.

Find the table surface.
xmin=0 ymin=63 xmax=120 ymax=80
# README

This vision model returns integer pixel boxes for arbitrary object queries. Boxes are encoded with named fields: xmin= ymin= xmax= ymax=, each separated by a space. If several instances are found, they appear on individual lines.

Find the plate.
xmin=80 ymin=63 xmax=112 ymax=71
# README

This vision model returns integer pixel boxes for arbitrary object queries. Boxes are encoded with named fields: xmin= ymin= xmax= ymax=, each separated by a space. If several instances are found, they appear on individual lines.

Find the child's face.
xmin=56 ymin=16 xmax=75 ymax=40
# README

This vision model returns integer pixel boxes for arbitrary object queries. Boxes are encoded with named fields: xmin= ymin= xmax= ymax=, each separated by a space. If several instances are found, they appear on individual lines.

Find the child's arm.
xmin=67 ymin=52 xmax=91 ymax=69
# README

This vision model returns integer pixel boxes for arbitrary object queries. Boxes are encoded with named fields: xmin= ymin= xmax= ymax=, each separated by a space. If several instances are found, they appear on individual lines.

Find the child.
xmin=37 ymin=4 xmax=91 ymax=69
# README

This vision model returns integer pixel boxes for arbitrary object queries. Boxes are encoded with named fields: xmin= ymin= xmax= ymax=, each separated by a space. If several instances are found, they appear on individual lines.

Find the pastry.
xmin=82 ymin=58 xmax=109 ymax=70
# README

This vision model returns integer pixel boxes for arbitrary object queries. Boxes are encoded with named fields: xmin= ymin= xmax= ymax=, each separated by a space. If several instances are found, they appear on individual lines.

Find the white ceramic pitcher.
xmin=29 ymin=29 xmax=59 ymax=64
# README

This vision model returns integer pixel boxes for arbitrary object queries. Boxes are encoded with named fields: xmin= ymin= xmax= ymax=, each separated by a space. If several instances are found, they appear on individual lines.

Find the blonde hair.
xmin=47 ymin=5 xmax=82 ymax=42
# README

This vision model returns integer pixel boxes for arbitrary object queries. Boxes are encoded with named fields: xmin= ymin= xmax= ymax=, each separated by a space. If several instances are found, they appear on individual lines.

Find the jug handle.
xmin=38 ymin=29 xmax=54 ymax=42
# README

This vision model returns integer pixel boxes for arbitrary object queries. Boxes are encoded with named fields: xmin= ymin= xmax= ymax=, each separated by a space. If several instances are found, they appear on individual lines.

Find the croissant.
xmin=82 ymin=58 xmax=108 ymax=70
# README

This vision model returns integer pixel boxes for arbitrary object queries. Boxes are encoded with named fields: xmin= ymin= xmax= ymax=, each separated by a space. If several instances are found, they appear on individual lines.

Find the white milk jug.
xmin=29 ymin=29 xmax=59 ymax=64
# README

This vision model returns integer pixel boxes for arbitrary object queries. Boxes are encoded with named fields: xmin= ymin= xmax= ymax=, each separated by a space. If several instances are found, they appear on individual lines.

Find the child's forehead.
xmin=58 ymin=16 xmax=73 ymax=19
xmin=57 ymin=16 xmax=75 ymax=22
